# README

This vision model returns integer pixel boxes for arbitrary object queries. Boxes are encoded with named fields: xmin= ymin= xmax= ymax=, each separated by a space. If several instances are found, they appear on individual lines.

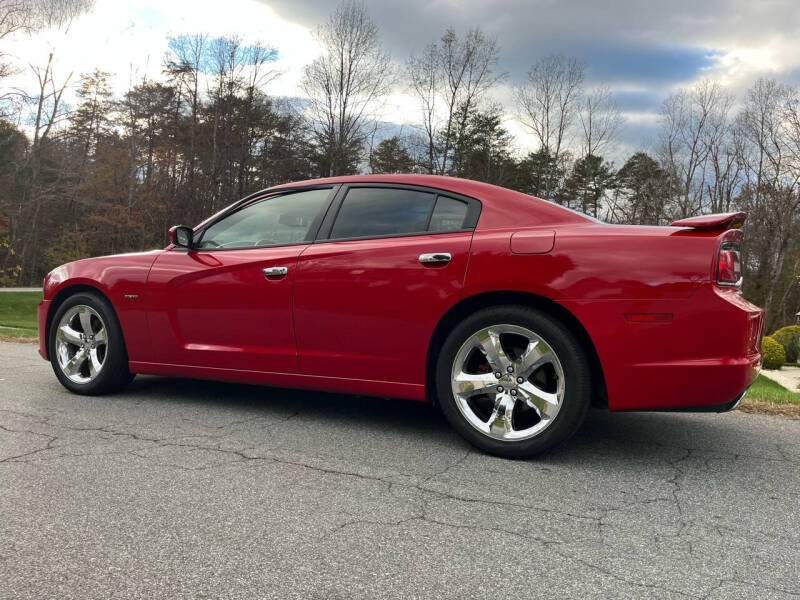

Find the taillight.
xmin=717 ymin=242 xmax=742 ymax=286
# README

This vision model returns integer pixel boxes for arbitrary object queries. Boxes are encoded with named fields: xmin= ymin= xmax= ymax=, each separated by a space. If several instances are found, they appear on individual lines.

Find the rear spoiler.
xmin=670 ymin=212 xmax=746 ymax=231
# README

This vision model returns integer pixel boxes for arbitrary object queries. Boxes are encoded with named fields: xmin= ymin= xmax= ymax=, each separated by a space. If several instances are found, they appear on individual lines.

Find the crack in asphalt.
xmin=2 ymin=390 xmax=799 ymax=597
xmin=665 ymin=448 xmax=695 ymax=556
xmin=0 ymin=423 xmax=59 ymax=463
xmin=324 ymin=508 xmax=697 ymax=598
xmin=700 ymin=578 xmax=800 ymax=599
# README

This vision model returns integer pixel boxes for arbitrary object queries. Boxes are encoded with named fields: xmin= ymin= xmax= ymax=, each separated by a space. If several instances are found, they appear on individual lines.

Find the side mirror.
xmin=169 ymin=225 xmax=194 ymax=249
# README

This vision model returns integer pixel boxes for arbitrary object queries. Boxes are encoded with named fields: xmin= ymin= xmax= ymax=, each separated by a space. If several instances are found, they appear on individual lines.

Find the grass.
xmin=0 ymin=291 xmax=41 ymax=340
xmin=746 ymin=373 xmax=800 ymax=406
xmin=736 ymin=372 xmax=800 ymax=418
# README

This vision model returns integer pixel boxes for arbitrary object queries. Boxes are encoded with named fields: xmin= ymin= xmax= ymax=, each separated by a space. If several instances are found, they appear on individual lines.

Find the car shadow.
xmin=124 ymin=375 xmax=756 ymax=461
xmin=126 ymin=374 xmax=439 ymax=427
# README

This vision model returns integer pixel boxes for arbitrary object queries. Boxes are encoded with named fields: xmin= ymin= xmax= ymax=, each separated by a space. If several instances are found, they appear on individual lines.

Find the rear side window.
xmin=429 ymin=196 xmax=468 ymax=232
xmin=330 ymin=188 xmax=434 ymax=239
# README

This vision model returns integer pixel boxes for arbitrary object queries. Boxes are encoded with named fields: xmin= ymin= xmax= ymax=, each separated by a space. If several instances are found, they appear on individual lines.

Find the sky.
xmin=5 ymin=0 xmax=800 ymax=163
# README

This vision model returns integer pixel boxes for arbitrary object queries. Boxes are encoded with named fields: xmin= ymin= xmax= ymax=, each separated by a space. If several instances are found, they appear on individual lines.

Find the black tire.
xmin=48 ymin=291 xmax=133 ymax=395
xmin=435 ymin=305 xmax=591 ymax=458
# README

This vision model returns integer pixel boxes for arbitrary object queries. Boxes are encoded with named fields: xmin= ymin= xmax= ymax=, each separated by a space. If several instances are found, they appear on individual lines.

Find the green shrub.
xmin=771 ymin=325 xmax=800 ymax=364
xmin=761 ymin=336 xmax=786 ymax=370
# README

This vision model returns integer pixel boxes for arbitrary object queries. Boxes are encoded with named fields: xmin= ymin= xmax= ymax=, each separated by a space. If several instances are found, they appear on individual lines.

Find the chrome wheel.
xmin=451 ymin=324 xmax=565 ymax=441
xmin=55 ymin=305 xmax=108 ymax=384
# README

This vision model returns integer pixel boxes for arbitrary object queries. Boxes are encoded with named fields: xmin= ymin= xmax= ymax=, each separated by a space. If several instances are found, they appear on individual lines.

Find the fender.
xmin=42 ymin=251 xmax=163 ymax=362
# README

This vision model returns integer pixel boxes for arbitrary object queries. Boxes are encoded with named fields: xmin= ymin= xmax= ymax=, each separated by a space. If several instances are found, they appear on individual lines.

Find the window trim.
xmin=182 ymin=185 xmax=339 ymax=252
xmin=314 ymin=183 xmax=481 ymax=244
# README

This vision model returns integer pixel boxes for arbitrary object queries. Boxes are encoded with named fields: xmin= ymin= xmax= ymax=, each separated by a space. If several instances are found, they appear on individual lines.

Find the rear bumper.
xmin=612 ymin=352 xmax=761 ymax=412
xmin=718 ymin=390 xmax=746 ymax=413
xmin=635 ymin=387 xmax=748 ymax=413
xmin=565 ymin=284 xmax=764 ymax=411
xmin=37 ymin=300 xmax=49 ymax=360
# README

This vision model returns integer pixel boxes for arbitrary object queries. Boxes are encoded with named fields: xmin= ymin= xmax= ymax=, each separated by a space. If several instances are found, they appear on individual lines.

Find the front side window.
xmin=330 ymin=188 xmax=435 ymax=239
xmin=196 ymin=188 xmax=330 ymax=249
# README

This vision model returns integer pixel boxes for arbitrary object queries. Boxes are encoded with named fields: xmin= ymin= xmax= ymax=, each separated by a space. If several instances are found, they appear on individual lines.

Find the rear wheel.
xmin=435 ymin=305 xmax=591 ymax=458
xmin=48 ymin=292 xmax=133 ymax=395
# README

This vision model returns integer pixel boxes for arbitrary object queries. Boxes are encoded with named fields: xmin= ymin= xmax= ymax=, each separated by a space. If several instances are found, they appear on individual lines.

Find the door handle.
xmin=419 ymin=252 xmax=452 ymax=265
xmin=263 ymin=266 xmax=288 ymax=279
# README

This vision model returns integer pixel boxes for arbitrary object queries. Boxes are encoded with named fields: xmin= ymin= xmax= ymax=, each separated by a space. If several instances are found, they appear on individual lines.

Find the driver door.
xmin=145 ymin=187 xmax=335 ymax=373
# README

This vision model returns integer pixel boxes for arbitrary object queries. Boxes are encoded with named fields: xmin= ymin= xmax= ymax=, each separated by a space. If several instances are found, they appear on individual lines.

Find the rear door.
xmin=292 ymin=184 xmax=480 ymax=385
xmin=146 ymin=187 xmax=335 ymax=372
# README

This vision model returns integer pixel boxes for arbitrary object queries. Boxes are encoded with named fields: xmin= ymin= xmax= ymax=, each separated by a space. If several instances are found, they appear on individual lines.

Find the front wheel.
xmin=48 ymin=292 xmax=134 ymax=395
xmin=435 ymin=305 xmax=592 ymax=458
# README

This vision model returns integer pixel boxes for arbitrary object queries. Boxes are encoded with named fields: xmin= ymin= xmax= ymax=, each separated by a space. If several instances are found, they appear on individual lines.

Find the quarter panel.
xmin=462 ymin=225 xmax=761 ymax=410
xmin=464 ymin=225 xmax=714 ymax=301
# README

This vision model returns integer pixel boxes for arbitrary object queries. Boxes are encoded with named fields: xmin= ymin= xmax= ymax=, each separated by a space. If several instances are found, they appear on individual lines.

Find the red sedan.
xmin=37 ymin=175 xmax=764 ymax=457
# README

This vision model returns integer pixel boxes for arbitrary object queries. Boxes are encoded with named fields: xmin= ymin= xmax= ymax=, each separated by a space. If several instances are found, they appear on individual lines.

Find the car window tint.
xmin=330 ymin=188 xmax=434 ymax=239
xmin=197 ymin=189 xmax=330 ymax=249
xmin=428 ymin=196 xmax=468 ymax=232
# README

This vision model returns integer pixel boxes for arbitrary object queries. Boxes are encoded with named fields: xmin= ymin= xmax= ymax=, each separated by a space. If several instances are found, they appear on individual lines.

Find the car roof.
xmin=268 ymin=174 xmax=593 ymax=230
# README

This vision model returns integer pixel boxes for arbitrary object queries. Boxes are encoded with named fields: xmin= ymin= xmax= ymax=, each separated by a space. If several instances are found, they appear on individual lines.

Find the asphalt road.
xmin=1 ymin=342 xmax=798 ymax=599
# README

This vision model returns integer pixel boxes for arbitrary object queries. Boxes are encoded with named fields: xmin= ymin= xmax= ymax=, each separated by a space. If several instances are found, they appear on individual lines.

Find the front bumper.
xmin=37 ymin=300 xmax=49 ymax=360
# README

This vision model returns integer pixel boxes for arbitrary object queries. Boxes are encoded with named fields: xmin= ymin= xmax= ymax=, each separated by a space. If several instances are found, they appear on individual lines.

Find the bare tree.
xmin=5 ymin=51 xmax=73 ymax=281
xmin=706 ymin=121 xmax=743 ymax=213
xmin=207 ymin=35 xmax=254 ymax=209
xmin=658 ymin=79 xmax=733 ymax=218
xmin=786 ymin=88 xmax=800 ymax=169
xmin=407 ymin=42 xmax=439 ymax=173
xmin=164 ymin=34 xmax=207 ymax=217
xmin=407 ymin=27 xmax=502 ymax=175
xmin=237 ymin=43 xmax=279 ymax=196
xmin=578 ymin=84 xmax=623 ymax=158
xmin=0 ymin=0 xmax=29 ymax=81
xmin=439 ymin=28 xmax=501 ymax=176
xmin=736 ymin=79 xmax=800 ymax=328
xmin=515 ymin=54 xmax=585 ymax=199
xmin=1 ymin=0 xmax=92 ymax=38
xmin=301 ymin=0 xmax=393 ymax=176
xmin=0 ymin=0 xmax=92 ymax=118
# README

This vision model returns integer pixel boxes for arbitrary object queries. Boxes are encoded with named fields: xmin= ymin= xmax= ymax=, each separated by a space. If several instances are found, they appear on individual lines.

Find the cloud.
xmin=4 ymin=0 xmax=316 ymax=101
xmin=260 ymin=0 xmax=800 ymax=162
xmin=612 ymin=90 xmax=665 ymax=114
xmin=573 ymin=44 xmax=717 ymax=84
xmin=4 ymin=0 xmax=798 ymax=164
xmin=262 ymin=0 xmax=800 ymax=86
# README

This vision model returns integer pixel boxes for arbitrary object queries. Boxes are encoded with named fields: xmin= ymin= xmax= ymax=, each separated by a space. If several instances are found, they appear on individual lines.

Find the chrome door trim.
xmin=263 ymin=266 xmax=289 ymax=278
xmin=419 ymin=252 xmax=452 ymax=265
